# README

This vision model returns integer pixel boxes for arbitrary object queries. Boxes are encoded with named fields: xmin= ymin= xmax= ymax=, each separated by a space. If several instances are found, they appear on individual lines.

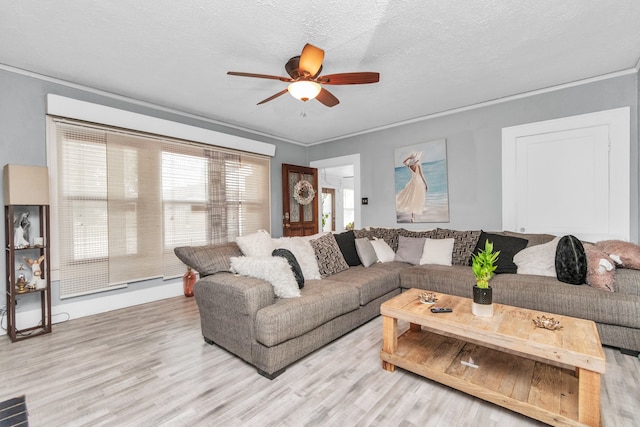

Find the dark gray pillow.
xmin=555 ymin=235 xmax=587 ymax=285
xmin=470 ymin=231 xmax=528 ymax=274
xmin=174 ymin=242 xmax=242 ymax=277
xmin=272 ymin=248 xmax=304 ymax=289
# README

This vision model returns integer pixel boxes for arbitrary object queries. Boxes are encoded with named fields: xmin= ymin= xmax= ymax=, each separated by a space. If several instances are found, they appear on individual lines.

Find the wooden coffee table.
xmin=380 ymin=289 xmax=605 ymax=427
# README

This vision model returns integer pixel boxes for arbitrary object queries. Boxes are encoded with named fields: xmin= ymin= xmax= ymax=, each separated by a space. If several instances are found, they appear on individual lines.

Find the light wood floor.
xmin=1 ymin=297 xmax=638 ymax=427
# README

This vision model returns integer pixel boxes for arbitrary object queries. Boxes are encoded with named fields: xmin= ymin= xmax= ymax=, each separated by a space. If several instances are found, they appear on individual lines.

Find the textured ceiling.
xmin=2 ymin=1 xmax=640 ymax=145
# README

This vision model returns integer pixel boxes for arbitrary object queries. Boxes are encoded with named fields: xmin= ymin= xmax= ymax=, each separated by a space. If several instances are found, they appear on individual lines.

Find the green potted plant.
xmin=470 ymin=239 xmax=500 ymax=317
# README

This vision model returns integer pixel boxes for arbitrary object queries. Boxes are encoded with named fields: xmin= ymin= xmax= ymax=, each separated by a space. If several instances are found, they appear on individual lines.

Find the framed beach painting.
xmin=394 ymin=139 xmax=450 ymax=223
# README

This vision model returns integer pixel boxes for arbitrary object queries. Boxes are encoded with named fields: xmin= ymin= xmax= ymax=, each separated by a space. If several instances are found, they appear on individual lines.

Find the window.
xmin=52 ymin=119 xmax=270 ymax=298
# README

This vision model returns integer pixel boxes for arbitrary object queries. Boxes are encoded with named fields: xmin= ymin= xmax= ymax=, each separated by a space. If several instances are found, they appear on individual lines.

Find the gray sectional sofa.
xmin=176 ymin=228 xmax=640 ymax=379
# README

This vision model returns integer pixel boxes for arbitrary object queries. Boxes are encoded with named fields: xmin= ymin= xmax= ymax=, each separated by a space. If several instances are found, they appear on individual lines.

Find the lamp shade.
xmin=287 ymin=81 xmax=322 ymax=102
xmin=3 ymin=164 xmax=50 ymax=205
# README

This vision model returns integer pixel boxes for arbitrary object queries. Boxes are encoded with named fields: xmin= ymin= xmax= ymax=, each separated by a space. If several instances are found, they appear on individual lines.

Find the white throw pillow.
xmin=273 ymin=236 xmax=322 ymax=280
xmin=236 ymin=230 xmax=275 ymax=257
xmin=513 ymin=236 xmax=560 ymax=276
xmin=230 ymin=256 xmax=300 ymax=298
xmin=370 ymin=238 xmax=396 ymax=263
xmin=420 ymin=238 xmax=454 ymax=266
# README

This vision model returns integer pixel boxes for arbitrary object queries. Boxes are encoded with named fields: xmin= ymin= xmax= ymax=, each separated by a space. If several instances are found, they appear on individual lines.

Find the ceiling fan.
xmin=227 ymin=43 xmax=380 ymax=107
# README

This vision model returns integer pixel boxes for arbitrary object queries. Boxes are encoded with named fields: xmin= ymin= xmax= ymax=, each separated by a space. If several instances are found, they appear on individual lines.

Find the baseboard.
xmin=1 ymin=279 xmax=182 ymax=335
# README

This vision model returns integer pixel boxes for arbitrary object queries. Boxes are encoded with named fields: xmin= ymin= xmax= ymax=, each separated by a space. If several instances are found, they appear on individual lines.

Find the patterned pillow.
xmin=368 ymin=227 xmax=400 ymax=252
xmin=174 ymin=242 xmax=242 ymax=277
xmin=436 ymin=229 xmax=481 ymax=266
xmin=399 ymin=228 xmax=438 ymax=239
xmin=310 ymin=233 xmax=349 ymax=278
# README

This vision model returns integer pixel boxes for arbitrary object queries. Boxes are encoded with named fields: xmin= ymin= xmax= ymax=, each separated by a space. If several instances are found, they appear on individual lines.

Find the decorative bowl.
xmin=532 ymin=315 xmax=563 ymax=331
xmin=418 ymin=292 xmax=438 ymax=304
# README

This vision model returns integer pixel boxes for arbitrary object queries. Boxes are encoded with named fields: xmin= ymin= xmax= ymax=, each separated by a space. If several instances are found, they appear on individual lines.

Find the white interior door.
xmin=503 ymin=107 xmax=630 ymax=242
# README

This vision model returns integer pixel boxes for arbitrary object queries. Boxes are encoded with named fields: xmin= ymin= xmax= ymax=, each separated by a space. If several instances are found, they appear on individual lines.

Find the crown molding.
xmin=309 ymin=67 xmax=639 ymax=146
xmin=0 ymin=63 xmax=305 ymax=147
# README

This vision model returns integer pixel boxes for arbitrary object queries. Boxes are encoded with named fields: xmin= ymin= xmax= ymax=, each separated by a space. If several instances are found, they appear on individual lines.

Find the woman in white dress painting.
xmin=396 ymin=151 xmax=428 ymax=222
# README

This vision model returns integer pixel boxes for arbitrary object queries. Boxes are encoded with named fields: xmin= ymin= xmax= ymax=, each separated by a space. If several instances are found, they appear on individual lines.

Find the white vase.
xmin=472 ymin=302 xmax=494 ymax=317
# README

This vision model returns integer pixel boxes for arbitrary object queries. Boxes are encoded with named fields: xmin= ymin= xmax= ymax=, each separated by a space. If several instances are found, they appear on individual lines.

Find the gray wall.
xmin=1 ymin=66 xmax=638 ymax=313
xmin=309 ymin=73 xmax=640 ymax=242
xmin=0 ymin=68 xmax=307 ymax=310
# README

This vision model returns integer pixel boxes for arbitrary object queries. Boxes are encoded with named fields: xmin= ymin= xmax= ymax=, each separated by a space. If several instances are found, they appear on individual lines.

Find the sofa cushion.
xmin=472 ymin=231 xmax=528 ymax=274
xmin=328 ymin=265 xmax=402 ymax=305
xmin=272 ymin=248 xmax=304 ymax=289
xmin=436 ymin=229 xmax=481 ymax=266
xmin=231 ymin=256 xmax=301 ymax=298
xmin=513 ymin=236 xmax=560 ymax=277
xmin=310 ymin=233 xmax=350 ymax=277
xmin=394 ymin=235 xmax=426 ymax=265
xmin=583 ymin=244 xmax=615 ymax=292
xmin=595 ymin=240 xmax=640 ymax=270
xmin=273 ymin=236 xmax=322 ymax=280
xmin=354 ymin=227 xmax=400 ymax=251
xmin=334 ymin=230 xmax=361 ymax=266
xmin=254 ymin=280 xmax=360 ymax=347
xmin=555 ymin=235 xmax=587 ymax=285
xmin=355 ymin=237 xmax=378 ymax=267
xmin=174 ymin=242 xmax=242 ymax=277
xmin=500 ymin=230 xmax=556 ymax=248
xmin=399 ymin=228 xmax=438 ymax=239
xmin=236 ymin=230 xmax=275 ymax=257
xmin=370 ymin=238 xmax=396 ymax=263
xmin=420 ymin=238 xmax=454 ymax=266
xmin=400 ymin=264 xmax=476 ymax=294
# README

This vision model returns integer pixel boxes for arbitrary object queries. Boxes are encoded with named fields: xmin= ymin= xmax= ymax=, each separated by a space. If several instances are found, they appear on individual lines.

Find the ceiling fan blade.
xmin=315 ymin=88 xmax=339 ymax=107
xmin=299 ymin=44 xmax=324 ymax=77
xmin=317 ymin=72 xmax=380 ymax=85
xmin=227 ymin=71 xmax=292 ymax=82
xmin=257 ymin=89 xmax=289 ymax=105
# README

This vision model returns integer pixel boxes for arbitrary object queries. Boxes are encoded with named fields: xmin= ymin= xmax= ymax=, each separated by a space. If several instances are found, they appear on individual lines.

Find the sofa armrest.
xmin=194 ymin=272 xmax=275 ymax=363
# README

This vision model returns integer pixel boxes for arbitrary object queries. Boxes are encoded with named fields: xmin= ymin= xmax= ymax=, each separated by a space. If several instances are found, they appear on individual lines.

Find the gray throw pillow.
xmin=355 ymin=238 xmax=378 ymax=267
xmin=394 ymin=235 xmax=426 ymax=265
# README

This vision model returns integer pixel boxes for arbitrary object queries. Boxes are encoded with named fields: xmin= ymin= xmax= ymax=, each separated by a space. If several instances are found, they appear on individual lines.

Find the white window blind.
xmin=53 ymin=119 xmax=270 ymax=298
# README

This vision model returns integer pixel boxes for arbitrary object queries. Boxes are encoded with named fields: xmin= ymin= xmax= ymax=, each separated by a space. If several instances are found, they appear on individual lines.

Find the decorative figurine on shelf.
xmin=13 ymin=212 xmax=30 ymax=249
xmin=24 ymin=255 xmax=46 ymax=290
xmin=15 ymin=263 xmax=29 ymax=293
xmin=183 ymin=266 xmax=197 ymax=297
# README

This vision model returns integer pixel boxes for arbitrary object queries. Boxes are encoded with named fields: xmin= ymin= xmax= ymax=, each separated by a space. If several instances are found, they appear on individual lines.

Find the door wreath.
xmin=293 ymin=180 xmax=316 ymax=205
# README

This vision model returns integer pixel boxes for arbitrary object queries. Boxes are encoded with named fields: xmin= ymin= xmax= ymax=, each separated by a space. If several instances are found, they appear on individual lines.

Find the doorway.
xmin=310 ymin=154 xmax=361 ymax=233
xmin=321 ymin=188 xmax=336 ymax=232
xmin=281 ymin=163 xmax=319 ymax=237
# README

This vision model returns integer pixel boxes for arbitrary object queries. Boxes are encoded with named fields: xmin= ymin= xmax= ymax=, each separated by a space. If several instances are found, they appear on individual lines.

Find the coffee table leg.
xmin=577 ymin=368 xmax=601 ymax=426
xmin=382 ymin=315 xmax=397 ymax=372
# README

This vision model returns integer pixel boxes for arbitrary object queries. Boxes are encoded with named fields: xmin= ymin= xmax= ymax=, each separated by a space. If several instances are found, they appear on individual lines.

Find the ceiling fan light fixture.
xmin=287 ymin=81 xmax=321 ymax=102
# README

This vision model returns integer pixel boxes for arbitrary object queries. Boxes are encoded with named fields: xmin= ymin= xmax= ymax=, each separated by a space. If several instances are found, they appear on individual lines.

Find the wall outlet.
xmin=361 ymin=197 xmax=368 ymax=205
